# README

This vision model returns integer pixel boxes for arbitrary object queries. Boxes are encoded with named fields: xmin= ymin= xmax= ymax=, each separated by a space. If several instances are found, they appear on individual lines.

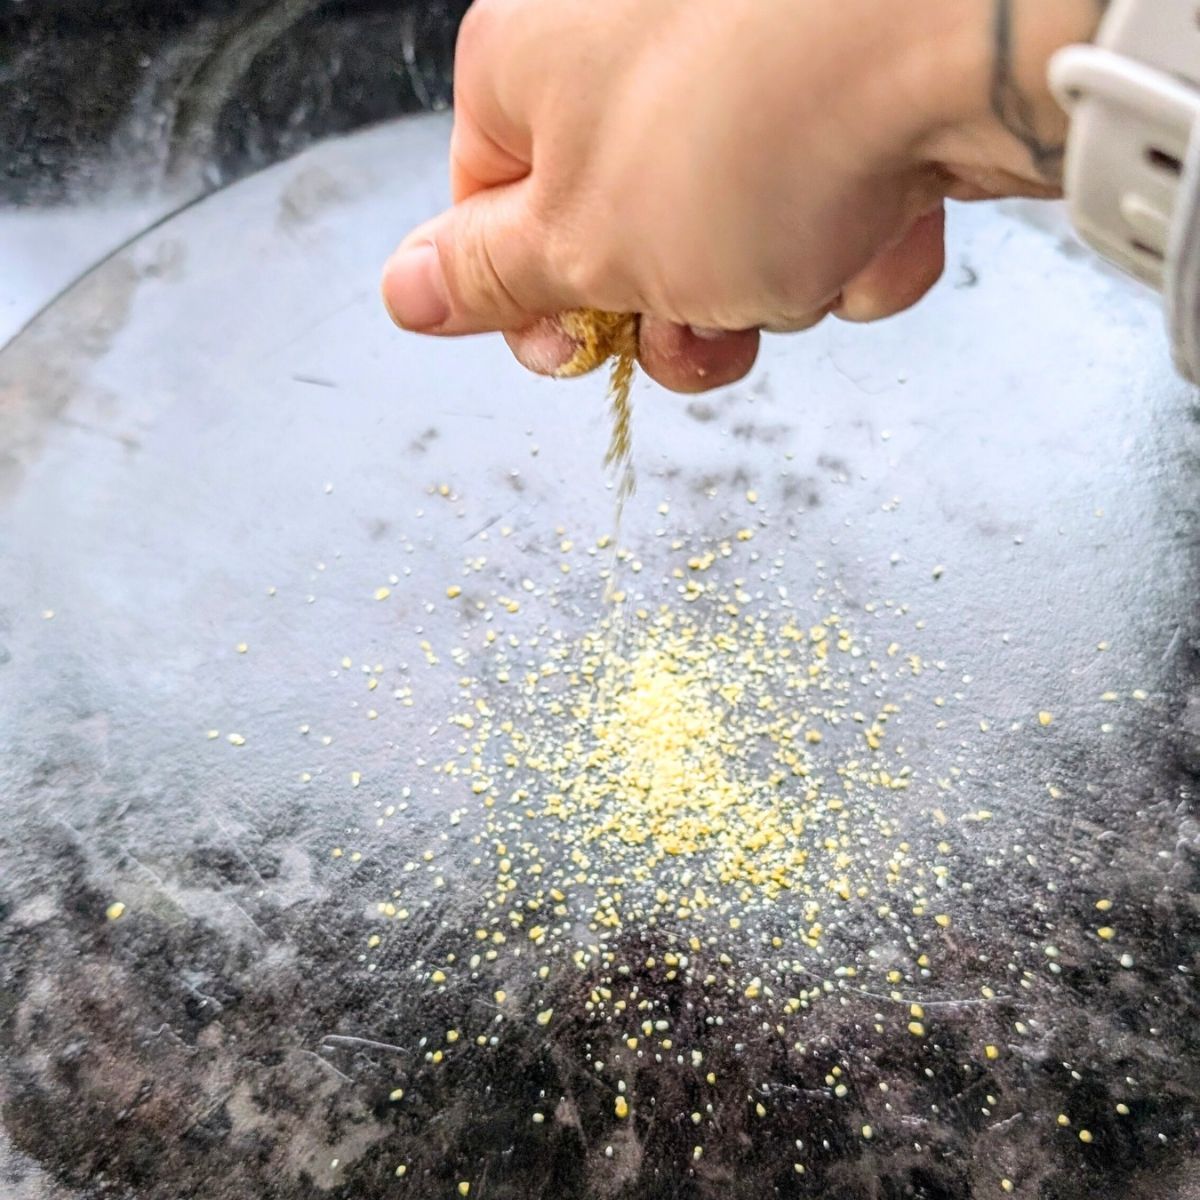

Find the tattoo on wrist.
xmin=990 ymin=1 xmax=1110 ymax=182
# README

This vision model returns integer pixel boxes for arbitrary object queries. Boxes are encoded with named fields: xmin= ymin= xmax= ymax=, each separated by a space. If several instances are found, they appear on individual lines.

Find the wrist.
xmin=913 ymin=0 xmax=1109 ymax=195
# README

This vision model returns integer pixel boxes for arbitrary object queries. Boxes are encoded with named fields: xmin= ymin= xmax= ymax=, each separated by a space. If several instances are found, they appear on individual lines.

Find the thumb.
xmin=381 ymin=181 xmax=573 ymax=335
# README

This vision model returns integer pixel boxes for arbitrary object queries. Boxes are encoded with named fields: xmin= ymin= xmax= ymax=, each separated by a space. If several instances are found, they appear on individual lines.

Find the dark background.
xmin=0 ymin=0 xmax=468 ymax=204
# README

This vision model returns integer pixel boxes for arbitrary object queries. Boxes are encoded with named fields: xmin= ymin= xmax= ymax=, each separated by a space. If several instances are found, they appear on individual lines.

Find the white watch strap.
xmin=1049 ymin=0 xmax=1200 ymax=381
xmin=1168 ymin=109 xmax=1200 ymax=382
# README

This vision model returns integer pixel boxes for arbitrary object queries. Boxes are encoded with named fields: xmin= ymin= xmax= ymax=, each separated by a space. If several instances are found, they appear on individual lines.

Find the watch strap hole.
xmin=1147 ymin=146 xmax=1185 ymax=175
xmin=1130 ymin=238 xmax=1167 ymax=261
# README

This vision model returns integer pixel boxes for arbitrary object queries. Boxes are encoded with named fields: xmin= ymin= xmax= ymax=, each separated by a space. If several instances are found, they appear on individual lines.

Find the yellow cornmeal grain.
xmin=438 ymin=574 xmax=916 ymax=940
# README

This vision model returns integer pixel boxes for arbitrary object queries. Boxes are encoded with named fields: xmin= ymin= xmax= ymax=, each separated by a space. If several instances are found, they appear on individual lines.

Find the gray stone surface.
xmin=0 ymin=115 xmax=1198 ymax=1199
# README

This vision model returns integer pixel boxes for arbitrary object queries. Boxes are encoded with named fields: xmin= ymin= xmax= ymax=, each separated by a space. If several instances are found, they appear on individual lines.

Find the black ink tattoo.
xmin=990 ymin=1 xmax=1063 ymax=180
xmin=990 ymin=1 xmax=1111 ymax=182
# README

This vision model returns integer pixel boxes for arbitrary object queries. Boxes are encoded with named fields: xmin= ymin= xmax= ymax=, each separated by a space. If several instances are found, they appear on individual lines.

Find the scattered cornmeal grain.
xmin=284 ymin=499 xmax=1141 ymax=1185
xmin=106 ymin=902 xmax=126 ymax=921
xmin=1037 ymin=711 xmax=1053 ymax=727
xmin=434 ymin=589 xmax=917 ymax=939
xmin=1078 ymin=1130 xmax=1093 ymax=1144
xmin=446 ymin=585 xmax=462 ymax=599
xmin=458 ymin=1183 xmax=470 ymax=1196
xmin=280 ymin=652 xmax=1165 ymax=1200
xmin=374 ymin=587 xmax=391 ymax=601
xmin=1097 ymin=927 xmax=1115 ymax=940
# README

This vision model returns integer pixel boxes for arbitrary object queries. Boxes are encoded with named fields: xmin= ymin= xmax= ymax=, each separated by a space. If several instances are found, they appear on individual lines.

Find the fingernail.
xmin=515 ymin=317 xmax=579 ymax=376
xmin=688 ymin=326 xmax=727 ymax=341
xmin=382 ymin=242 xmax=451 ymax=331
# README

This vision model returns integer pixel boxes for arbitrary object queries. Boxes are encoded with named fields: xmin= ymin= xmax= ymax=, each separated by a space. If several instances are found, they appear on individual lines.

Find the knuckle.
xmin=544 ymin=229 xmax=613 ymax=308
xmin=455 ymin=0 xmax=520 ymax=72
xmin=454 ymin=2 xmax=492 ymax=64
xmin=559 ymin=252 xmax=611 ymax=307
xmin=529 ymin=180 xmax=634 ymax=310
xmin=652 ymin=283 xmax=702 ymax=328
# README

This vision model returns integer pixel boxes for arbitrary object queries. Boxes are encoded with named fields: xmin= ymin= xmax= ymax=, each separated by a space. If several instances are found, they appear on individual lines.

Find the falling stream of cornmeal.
xmin=554 ymin=309 xmax=638 ymax=602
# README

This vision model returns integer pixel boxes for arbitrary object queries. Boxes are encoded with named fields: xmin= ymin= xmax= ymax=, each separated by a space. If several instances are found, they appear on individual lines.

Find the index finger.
xmin=449 ymin=2 xmax=533 ymax=201
xmin=450 ymin=108 xmax=529 ymax=203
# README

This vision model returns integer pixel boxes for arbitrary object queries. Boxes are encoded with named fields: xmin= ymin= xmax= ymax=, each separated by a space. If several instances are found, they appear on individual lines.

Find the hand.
xmin=382 ymin=0 xmax=1104 ymax=392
